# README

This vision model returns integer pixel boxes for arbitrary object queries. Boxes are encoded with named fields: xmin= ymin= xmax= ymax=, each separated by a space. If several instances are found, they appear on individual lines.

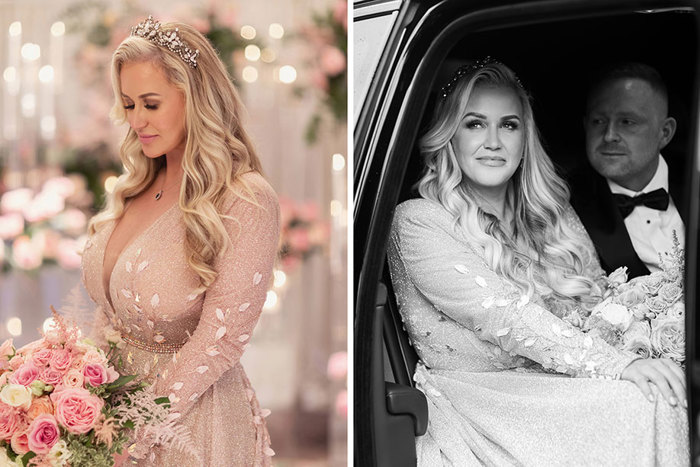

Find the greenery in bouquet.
xmin=278 ymin=197 xmax=329 ymax=273
xmin=294 ymin=0 xmax=347 ymax=143
xmin=0 ymin=310 xmax=198 ymax=466
xmin=580 ymin=234 xmax=685 ymax=365
xmin=0 ymin=177 xmax=93 ymax=274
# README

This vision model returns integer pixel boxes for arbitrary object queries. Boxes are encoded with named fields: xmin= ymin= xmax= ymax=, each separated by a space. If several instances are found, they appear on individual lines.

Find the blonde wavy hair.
xmin=88 ymin=20 xmax=263 ymax=292
xmin=418 ymin=61 xmax=601 ymax=308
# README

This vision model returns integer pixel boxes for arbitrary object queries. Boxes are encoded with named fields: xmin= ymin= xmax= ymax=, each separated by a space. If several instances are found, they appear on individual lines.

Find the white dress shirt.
xmin=607 ymin=155 xmax=684 ymax=273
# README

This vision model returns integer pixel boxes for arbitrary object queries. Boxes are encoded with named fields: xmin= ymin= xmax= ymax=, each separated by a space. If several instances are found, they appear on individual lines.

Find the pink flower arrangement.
xmin=297 ymin=0 xmax=348 ymax=143
xmin=278 ymin=197 xmax=329 ymax=273
xmin=0 ymin=175 xmax=92 ymax=273
xmin=0 ymin=309 xmax=196 ymax=466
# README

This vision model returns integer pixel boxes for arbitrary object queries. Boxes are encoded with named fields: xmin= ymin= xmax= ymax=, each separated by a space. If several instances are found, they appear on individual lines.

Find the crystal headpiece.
xmin=131 ymin=16 xmax=199 ymax=68
xmin=440 ymin=56 xmax=522 ymax=99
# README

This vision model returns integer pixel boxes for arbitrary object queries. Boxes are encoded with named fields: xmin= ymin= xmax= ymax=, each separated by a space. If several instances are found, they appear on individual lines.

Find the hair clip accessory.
xmin=131 ymin=15 xmax=200 ymax=68
xmin=440 ymin=56 xmax=522 ymax=99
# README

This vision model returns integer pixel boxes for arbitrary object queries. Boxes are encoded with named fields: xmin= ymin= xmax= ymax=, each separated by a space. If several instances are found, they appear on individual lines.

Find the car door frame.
xmin=354 ymin=0 xmax=700 ymax=464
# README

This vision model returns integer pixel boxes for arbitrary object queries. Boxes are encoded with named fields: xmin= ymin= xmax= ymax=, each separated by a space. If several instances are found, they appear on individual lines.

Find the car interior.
xmin=372 ymin=7 xmax=698 ymax=466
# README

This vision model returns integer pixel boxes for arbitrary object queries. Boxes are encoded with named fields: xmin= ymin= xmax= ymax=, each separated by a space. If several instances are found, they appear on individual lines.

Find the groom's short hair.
xmin=587 ymin=62 xmax=669 ymax=113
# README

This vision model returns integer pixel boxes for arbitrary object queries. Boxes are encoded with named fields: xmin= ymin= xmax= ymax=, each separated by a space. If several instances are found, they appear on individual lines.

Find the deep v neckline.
xmin=101 ymin=201 xmax=178 ymax=310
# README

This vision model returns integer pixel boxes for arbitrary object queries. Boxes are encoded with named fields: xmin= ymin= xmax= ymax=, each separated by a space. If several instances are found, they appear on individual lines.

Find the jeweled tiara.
xmin=131 ymin=16 xmax=200 ymax=68
xmin=440 ymin=56 xmax=522 ymax=99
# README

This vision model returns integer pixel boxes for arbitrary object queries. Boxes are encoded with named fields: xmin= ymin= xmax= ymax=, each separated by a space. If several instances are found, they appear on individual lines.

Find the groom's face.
xmin=584 ymin=78 xmax=674 ymax=192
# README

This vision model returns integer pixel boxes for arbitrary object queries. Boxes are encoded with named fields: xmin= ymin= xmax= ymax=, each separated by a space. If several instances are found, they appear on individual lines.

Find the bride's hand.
xmin=621 ymin=358 xmax=686 ymax=407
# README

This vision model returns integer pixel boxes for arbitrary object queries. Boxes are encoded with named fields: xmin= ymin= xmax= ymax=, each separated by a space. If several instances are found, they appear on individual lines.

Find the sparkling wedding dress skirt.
xmin=387 ymin=198 xmax=688 ymax=466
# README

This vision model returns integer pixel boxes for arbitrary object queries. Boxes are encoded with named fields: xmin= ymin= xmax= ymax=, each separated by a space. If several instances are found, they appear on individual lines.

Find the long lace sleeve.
xmin=153 ymin=182 xmax=280 ymax=417
xmin=390 ymin=200 xmax=637 ymax=379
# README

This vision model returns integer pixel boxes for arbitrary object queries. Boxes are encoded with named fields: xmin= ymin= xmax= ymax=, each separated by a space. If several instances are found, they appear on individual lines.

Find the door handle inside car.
xmin=386 ymin=381 xmax=429 ymax=436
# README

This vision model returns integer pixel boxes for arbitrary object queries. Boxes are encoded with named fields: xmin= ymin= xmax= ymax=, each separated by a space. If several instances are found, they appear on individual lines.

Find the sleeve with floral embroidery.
xmin=389 ymin=200 xmax=638 ymax=379
xmin=153 ymin=187 xmax=280 ymax=417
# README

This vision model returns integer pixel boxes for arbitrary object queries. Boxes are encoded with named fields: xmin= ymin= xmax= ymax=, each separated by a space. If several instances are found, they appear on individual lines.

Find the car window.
xmin=353 ymin=0 xmax=401 ymax=121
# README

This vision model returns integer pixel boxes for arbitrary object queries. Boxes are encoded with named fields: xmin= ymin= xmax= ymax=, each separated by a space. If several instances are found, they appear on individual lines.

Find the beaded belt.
xmin=121 ymin=333 xmax=186 ymax=354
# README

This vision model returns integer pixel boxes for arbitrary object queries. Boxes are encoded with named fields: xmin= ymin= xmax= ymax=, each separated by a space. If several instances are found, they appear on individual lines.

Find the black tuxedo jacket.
xmin=567 ymin=160 xmax=686 ymax=280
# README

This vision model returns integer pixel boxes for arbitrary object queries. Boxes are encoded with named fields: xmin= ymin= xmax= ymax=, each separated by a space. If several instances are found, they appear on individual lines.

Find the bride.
xmin=387 ymin=59 xmax=688 ymax=465
xmin=81 ymin=17 xmax=278 ymax=465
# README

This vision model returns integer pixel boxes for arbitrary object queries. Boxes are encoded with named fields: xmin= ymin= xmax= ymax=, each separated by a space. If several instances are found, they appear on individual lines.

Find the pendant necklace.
xmin=154 ymin=174 xmax=181 ymax=201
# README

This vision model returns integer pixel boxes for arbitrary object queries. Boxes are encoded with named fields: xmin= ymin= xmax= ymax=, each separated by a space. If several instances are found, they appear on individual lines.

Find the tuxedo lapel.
xmin=569 ymin=167 xmax=650 ymax=279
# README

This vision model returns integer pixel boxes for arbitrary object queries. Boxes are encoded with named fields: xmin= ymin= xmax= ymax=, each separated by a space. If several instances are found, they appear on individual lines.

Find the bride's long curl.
xmin=88 ymin=22 xmax=264 ymax=292
xmin=418 ymin=63 xmax=601 ymax=308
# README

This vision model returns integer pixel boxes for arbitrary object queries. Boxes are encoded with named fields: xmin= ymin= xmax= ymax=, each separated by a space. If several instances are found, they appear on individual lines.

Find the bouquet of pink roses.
xmin=0 ymin=310 xmax=197 ymax=467
xmin=580 ymin=235 xmax=685 ymax=365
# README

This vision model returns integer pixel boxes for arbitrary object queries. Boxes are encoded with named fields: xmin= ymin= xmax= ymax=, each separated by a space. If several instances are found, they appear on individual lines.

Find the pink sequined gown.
xmin=81 ymin=172 xmax=279 ymax=466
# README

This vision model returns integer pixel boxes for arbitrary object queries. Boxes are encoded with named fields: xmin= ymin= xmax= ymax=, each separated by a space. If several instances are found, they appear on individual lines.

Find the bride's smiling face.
xmin=452 ymin=85 xmax=524 ymax=197
xmin=120 ymin=61 xmax=187 ymax=160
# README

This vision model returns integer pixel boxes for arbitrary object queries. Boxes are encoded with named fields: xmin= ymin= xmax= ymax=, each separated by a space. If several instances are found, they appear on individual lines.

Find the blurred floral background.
xmin=0 ymin=0 xmax=347 ymax=464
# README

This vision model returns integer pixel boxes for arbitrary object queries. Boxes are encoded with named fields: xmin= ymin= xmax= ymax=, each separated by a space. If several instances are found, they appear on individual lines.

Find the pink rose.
xmin=617 ymin=287 xmax=646 ymax=308
xmin=10 ymin=363 xmax=40 ymax=387
xmin=27 ymin=414 xmax=59 ymax=454
xmin=61 ymin=369 xmax=84 ymax=389
xmin=49 ymin=348 xmax=72 ymax=372
xmin=83 ymin=363 xmax=111 ymax=387
xmin=9 ymin=355 xmax=24 ymax=371
xmin=11 ymin=430 xmax=29 ymax=455
xmin=50 ymin=387 xmax=104 ymax=434
xmin=320 ymin=45 xmax=346 ymax=76
xmin=0 ymin=339 xmax=14 ymax=360
xmin=81 ymin=350 xmax=107 ymax=365
xmin=333 ymin=0 xmax=348 ymax=30
xmin=12 ymin=236 xmax=43 ymax=271
xmin=0 ymin=404 xmax=22 ymax=441
xmin=39 ymin=367 xmax=63 ymax=387
xmin=0 ymin=213 xmax=24 ymax=239
xmin=31 ymin=348 xmax=53 ymax=368
xmin=69 ymin=355 xmax=86 ymax=371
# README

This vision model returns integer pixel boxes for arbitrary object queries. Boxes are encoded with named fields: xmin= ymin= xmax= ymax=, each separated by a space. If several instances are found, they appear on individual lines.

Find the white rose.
xmin=624 ymin=320 xmax=651 ymax=341
xmin=48 ymin=439 xmax=72 ymax=466
xmin=0 ymin=448 xmax=21 ymax=467
xmin=0 ymin=383 xmax=32 ymax=409
xmin=622 ymin=335 xmax=653 ymax=358
xmin=650 ymin=318 xmax=685 ymax=364
xmin=592 ymin=299 xmax=633 ymax=332
xmin=608 ymin=267 xmax=629 ymax=288
xmin=103 ymin=326 xmax=125 ymax=349
xmin=668 ymin=302 xmax=685 ymax=320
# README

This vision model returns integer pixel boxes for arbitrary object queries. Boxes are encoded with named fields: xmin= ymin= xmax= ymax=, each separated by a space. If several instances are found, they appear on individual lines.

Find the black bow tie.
xmin=613 ymin=188 xmax=670 ymax=218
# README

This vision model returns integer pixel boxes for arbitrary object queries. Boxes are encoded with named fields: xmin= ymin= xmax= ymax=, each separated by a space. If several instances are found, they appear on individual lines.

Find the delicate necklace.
xmin=154 ymin=174 xmax=181 ymax=201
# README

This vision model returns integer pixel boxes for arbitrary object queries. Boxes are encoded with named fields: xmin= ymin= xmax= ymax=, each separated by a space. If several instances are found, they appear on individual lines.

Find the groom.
xmin=569 ymin=62 xmax=685 ymax=280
